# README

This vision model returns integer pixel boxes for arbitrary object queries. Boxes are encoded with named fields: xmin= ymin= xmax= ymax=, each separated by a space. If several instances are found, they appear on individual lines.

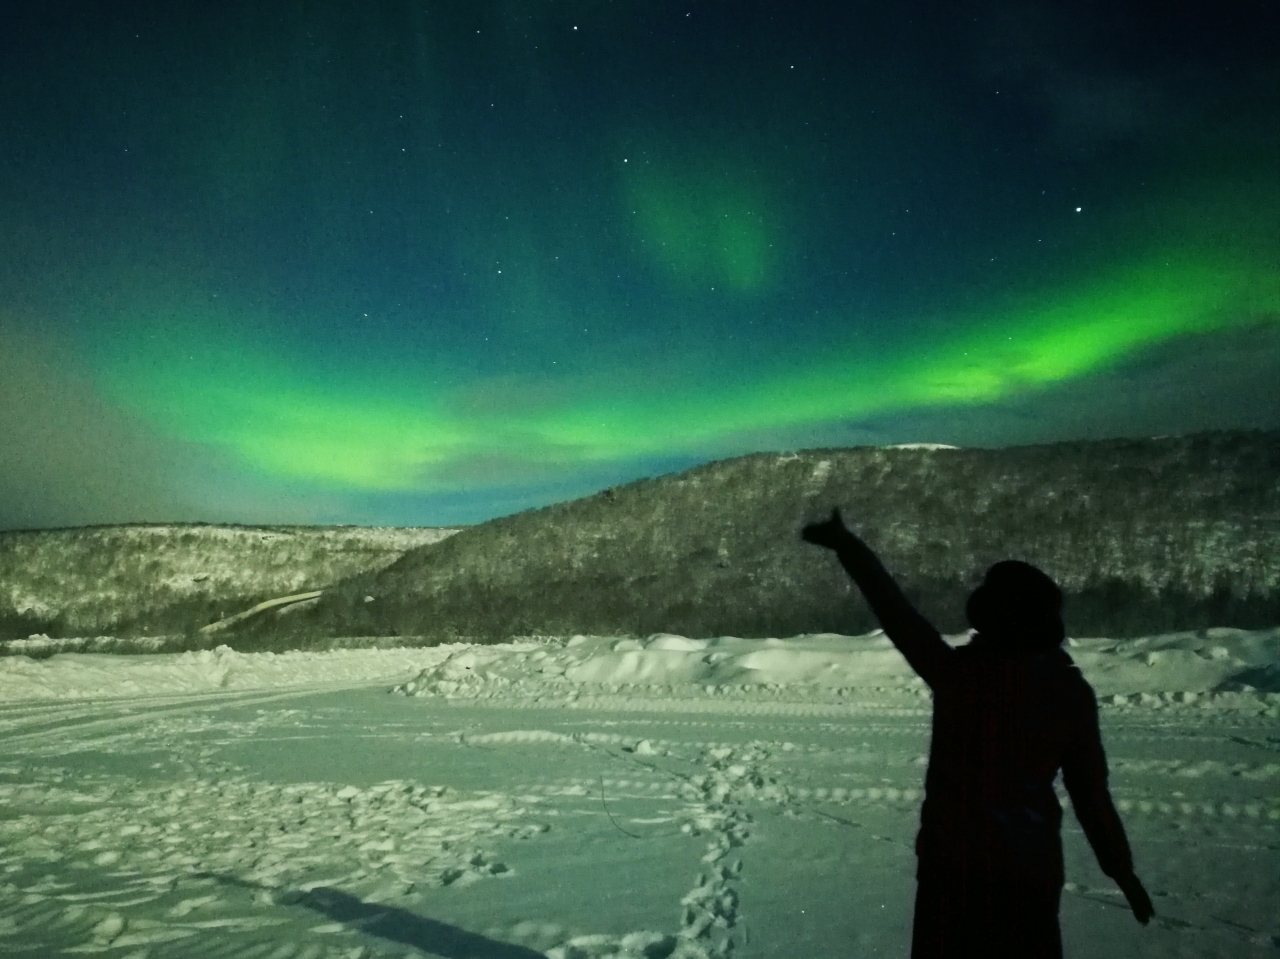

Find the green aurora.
xmin=1 ymin=0 xmax=1277 ymax=526
xmin=98 ymin=208 xmax=1279 ymax=493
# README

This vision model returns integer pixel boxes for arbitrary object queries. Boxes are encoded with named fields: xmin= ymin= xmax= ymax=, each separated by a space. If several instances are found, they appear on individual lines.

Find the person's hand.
xmin=801 ymin=508 xmax=853 ymax=550
xmin=1116 ymin=871 xmax=1154 ymax=925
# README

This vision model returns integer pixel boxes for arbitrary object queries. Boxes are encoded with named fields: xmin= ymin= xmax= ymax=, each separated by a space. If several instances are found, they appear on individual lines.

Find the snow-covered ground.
xmin=0 ymin=629 xmax=1277 ymax=958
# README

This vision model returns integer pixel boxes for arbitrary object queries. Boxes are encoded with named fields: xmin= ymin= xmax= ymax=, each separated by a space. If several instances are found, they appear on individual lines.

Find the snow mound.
xmin=393 ymin=627 xmax=1280 ymax=713
xmin=1 ymin=627 xmax=1276 ymax=713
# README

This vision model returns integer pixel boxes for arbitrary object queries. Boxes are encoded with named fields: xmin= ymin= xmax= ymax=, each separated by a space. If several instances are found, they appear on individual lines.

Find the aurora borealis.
xmin=2 ymin=2 xmax=1278 ymax=528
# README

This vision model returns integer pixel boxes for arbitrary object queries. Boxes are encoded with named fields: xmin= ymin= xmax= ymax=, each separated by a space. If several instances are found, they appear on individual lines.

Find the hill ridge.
xmin=248 ymin=430 xmax=1280 ymax=646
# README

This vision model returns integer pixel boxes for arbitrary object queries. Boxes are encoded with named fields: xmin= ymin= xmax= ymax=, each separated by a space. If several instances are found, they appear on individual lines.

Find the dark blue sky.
xmin=2 ymin=0 xmax=1277 ymax=528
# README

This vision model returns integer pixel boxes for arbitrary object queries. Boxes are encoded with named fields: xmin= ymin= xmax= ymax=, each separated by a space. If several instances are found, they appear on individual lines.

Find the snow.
xmin=0 ymin=644 xmax=459 ymax=702
xmin=0 ymin=628 xmax=1277 ymax=958
xmin=4 ymin=627 xmax=1276 ymax=704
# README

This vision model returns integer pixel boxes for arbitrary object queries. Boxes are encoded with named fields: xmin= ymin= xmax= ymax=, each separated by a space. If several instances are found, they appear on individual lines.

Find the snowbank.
xmin=1 ymin=627 xmax=1276 ymax=710
xmin=0 ymin=643 xmax=459 ymax=702
xmin=393 ymin=628 xmax=1280 ymax=709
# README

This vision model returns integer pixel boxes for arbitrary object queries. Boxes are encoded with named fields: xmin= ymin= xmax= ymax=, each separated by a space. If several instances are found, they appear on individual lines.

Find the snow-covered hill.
xmin=260 ymin=431 xmax=1280 ymax=646
xmin=0 ymin=524 xmax=459 ymax=640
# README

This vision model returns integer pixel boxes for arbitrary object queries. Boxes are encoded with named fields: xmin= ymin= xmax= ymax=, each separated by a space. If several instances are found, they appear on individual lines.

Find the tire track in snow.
xmin=0 ymin=679 xmax=414 ymax=749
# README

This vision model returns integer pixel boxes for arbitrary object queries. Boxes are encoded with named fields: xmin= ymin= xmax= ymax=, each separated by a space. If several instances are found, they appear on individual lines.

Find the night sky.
xmin=2 ymin=1 xmax=1277 ymax=529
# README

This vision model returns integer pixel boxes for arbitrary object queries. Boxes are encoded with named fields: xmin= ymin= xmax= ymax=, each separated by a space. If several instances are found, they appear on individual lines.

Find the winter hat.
xmin=965 ymin=560 xmax=1065 ymax=650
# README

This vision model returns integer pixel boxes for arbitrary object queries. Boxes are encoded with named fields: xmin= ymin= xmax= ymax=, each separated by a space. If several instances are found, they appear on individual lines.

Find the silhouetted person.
xmin=802 ymin=508 xmax=1152 ymax=959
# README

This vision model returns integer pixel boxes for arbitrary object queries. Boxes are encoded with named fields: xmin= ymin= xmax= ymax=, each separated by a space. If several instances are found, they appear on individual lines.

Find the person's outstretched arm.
xmin=801 ymin=508 xmax=954 ymax=688
xmin=1062 ymin=680 xmax=1154 ymax=925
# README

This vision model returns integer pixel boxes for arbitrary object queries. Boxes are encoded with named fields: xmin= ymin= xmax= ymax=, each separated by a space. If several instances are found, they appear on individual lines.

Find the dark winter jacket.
xmin=916 ymin=636 xmax=1133 ymax=888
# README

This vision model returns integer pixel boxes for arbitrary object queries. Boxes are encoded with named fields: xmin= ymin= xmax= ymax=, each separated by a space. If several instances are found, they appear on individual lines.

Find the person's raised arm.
xmin=801 ymin=508 xmax=953 ymax=687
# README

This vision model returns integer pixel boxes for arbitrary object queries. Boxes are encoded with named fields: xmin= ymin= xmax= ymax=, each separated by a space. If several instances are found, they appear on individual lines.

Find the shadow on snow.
xmin=199 ymin=872 xmax=546 ymax=959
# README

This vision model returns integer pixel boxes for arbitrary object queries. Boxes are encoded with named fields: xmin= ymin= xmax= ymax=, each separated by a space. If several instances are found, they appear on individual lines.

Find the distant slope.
xmin=0 ymin=525 xmax=459 ymax=640
xmin=247 ymin=431 xmax=1280 ymax=646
